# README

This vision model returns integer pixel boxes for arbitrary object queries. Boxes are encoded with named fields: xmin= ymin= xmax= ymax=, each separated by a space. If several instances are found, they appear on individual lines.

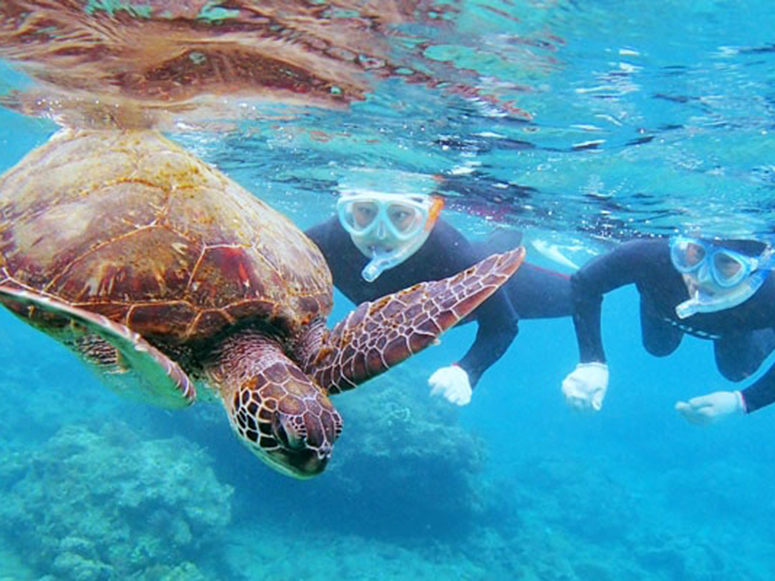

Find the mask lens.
xmin=712 ymin=251 xmax=748 ymax=287
xmin=671 ymin=239 xmax=706 ymax=273
xmin=342 ymin=200 xmax=380 ymax=233
xmin=387 ymin=203 xmax=424 ymax=236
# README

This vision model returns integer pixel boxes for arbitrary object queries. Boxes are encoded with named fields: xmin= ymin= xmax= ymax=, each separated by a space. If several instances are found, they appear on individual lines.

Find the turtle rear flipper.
xmin=0 ymin=285 xmax=195 ymax=408
xmin=308 ymin=247 xmax=526 ymax=393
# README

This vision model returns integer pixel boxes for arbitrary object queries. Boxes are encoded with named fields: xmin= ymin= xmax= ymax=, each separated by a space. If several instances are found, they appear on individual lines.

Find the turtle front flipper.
xmin=0 ymin=285 xmax=195 ymax=408
xmin=306 ymin=247 xmax=526 ymax=393
xmin=205 ymin=331 xmax=343 ymax=479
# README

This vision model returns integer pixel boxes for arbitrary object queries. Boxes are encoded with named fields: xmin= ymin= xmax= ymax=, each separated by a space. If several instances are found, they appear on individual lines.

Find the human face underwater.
xmin=337 ymin=191 xmax=443 ymax=281
xmin=670 ymin=236 xmax=775 ymax=319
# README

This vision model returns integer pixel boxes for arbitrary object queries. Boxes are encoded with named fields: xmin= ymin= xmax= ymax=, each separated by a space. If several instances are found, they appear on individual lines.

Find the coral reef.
xmin=3 ymin=338 xmax=771 ymax=580
xmin=461 ymin=453 xmax=768 ymax=581
xmin=327 ymin=372 xmax=490 ymax=538
xmin=220 ymin=439 xmax=769 ymax=580
xmin=0 ymin=422 xmax=233 ymax=580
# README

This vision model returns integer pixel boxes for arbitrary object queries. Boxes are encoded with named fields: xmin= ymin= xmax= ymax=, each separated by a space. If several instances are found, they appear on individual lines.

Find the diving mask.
xmin=670 ymin=236 xmax=775 ymax=318
xmin=337 ymin=191 xmax=444 ymax=281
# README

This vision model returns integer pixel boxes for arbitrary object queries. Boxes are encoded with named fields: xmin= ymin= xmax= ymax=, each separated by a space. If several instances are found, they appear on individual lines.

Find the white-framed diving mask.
xmin=337 ymin=190 xmax=444 ymax=281
xmin=669 ymin=236 xmax=775 ymax=318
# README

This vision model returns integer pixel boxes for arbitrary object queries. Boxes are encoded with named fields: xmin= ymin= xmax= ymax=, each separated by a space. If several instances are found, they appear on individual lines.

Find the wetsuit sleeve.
xmin=571 ymin=239 xmax=663 ymax=363
xmin=456 ymin=296 xmax=518 ymax=388
xmin=740 ymin=362 xmax=775 ymax=413
xmin=505 ymin=263 xmax=572 ymax=319
xmin=443 ymin=228 xmax=519 ymax=387
xmin=472 ymin=230 xmax=573 ymax=319
xmin=714 ymin=329 xmax=775 ymax=382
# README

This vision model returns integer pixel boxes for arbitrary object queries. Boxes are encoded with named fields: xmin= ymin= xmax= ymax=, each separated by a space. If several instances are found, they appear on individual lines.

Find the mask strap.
xmin=426 ymin=195 xmax=444 ymax=231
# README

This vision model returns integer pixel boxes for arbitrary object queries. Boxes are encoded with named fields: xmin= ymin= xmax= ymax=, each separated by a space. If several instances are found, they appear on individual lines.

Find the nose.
xmin=374 ymin=220 xmax=387 ymax=240
xmin=272 ymin=413 xmax=307 ymax=450
xmin=696 ymin=263 xmax=712 ymax=284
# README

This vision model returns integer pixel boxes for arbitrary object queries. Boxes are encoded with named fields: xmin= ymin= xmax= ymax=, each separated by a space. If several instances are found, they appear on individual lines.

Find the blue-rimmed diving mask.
xmin=670 ymin=236 xmax=775 ymax=318
xmin=337 ymin=191 xmax=444 ymax=281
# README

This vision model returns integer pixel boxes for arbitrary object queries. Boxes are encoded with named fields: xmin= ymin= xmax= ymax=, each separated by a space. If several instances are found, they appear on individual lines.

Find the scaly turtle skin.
xmin=0 ymin=129 xmax=525 ymax=478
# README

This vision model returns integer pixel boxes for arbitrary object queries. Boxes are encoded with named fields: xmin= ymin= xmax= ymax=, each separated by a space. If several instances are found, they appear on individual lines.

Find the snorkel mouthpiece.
xmin=675 ymin=293 xmax=701 ymax=320
xmin=361 ymin=238 xmax=427 ymax=281
xmin=675 ymin=270 xmax=769 ymax=319
xmin=361 ymin=247 xmax=397 ymax=282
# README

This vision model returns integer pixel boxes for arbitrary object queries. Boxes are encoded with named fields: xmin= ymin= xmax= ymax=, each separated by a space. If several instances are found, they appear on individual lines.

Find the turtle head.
xmin=209 ymin=330 xmax=344 ymax=478
xmin=227 ymin=365 xmax=344 ymax=479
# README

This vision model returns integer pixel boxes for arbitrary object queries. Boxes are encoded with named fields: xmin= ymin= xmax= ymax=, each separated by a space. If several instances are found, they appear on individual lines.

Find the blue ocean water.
xmin=2 ymin=1 xmax=775 ymax=579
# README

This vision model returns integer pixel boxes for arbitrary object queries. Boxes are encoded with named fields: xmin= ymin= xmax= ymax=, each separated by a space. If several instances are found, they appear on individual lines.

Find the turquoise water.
xmin=2 ymin=1 xmax=775 ymax=579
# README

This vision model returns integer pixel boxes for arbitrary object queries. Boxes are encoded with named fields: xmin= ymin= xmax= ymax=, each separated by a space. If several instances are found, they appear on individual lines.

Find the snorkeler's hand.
xmin=561 ymin=362 xmax=609 ymax=412
xmin=675 ymin=391 xmax=745 ymax=425
xmin=428 ymin=365 xmax=472 ymax=406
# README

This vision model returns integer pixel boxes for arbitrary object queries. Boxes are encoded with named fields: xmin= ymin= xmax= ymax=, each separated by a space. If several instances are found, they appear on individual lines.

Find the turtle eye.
xmin=271 ymin=413 xmax=291 ymax=448
xmin=271 ymin=413 xmax=307 ymax=450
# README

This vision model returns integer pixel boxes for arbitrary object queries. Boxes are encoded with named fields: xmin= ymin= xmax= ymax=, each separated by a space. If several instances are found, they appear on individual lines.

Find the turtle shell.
xmin=0 ymin=129 xmax=332 ymax=344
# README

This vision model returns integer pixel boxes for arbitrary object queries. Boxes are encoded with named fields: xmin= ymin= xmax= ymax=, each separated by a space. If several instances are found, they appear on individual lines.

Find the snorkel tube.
xmin=361 ymin=196 xmax=444 ymax=282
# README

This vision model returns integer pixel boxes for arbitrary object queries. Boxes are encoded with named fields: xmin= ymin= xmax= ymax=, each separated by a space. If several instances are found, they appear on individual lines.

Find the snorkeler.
xmin=560 ymin=235 xmax=775 ymax=424
xmin=306 ymin=170 xmax=573 ymax=406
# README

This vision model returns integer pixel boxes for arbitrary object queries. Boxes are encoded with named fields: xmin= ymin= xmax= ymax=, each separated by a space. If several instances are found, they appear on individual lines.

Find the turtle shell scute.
xmin=0 ymin=129 xmax=333 ymax=344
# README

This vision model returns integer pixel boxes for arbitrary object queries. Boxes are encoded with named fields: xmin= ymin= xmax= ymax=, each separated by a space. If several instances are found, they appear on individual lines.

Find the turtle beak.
xmin=265 ymin=445 xmax=333 ymax=479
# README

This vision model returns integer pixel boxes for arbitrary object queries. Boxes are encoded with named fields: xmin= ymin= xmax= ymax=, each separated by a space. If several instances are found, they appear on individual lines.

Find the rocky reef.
xmin=0 ymin=422 xmax=233 ymax=580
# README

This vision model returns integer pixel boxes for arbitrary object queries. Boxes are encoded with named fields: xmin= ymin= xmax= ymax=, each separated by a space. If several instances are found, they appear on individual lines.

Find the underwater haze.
xmin=2 ymin=1 xmax=775 ymax=579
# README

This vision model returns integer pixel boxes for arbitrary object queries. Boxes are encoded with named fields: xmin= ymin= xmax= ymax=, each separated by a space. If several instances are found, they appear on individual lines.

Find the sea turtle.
xmin=0 ymin=128 xmax=524 ymax=478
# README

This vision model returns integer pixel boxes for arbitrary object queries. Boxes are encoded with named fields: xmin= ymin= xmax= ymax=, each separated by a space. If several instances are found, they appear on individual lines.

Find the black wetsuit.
xmin=571 ymin=238 xmax=775 ymax=413
xmin=306 ymin=217 xmax=572 ymax=387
